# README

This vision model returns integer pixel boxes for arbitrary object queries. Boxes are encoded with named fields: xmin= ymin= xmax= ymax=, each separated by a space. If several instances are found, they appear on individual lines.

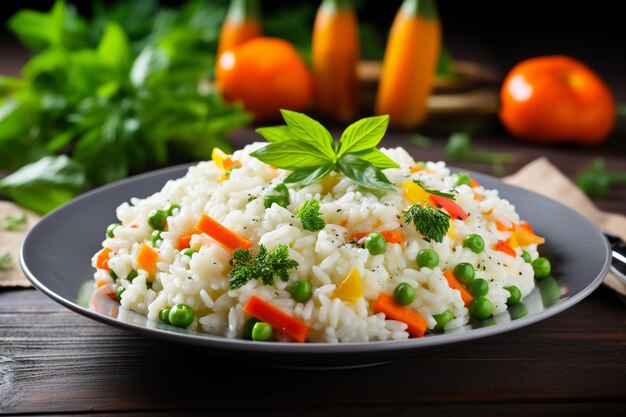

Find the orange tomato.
xmin=499 ymin=55 xmax=616 ymax=145
xmin=215 ymin=37 xmax=314 ymax=122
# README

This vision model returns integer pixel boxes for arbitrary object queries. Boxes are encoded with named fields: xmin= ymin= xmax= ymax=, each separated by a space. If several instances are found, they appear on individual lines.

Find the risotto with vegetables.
xmin=92 ymin=111 xmax=551 ymax=343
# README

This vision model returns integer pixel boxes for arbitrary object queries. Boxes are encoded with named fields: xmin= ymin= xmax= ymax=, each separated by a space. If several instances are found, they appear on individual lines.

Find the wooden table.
xmin=1 ymin=128 xmax=625 ymax=415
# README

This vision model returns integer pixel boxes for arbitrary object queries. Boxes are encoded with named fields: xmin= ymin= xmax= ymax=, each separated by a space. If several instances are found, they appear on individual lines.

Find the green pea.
xmin=115 ymin=287 xmax=125 ymax=300
xmin=290 ymin=280 xmax=313 ymax=303
xmin=456 ymin=173 xmax=472 ymax=187
xmin=166 ymin=204 xmax=181 ymax=216
xmin=468 ymin=278 xmax=489 ymax=297
xmin=454 ymin=262 xmax=475 ymax=285
xmin=109 ymin=269 xmax=118 ymax=281
xmin=463 ymin=234 xmax=484 ymax=254
xmin=365 ymin=232 xmax=387 ymax=255
xmin=158 ymin=306 xmax=171 ymax=323
xmin=508 ymin=303 xmax=528 ymax=320
xmin=521 ymin=250 xmax=532 ymax=263
xmin=432 ymin=309 xmax=454 ymax=332
xmin=150 ymin=230 xmax=163 ymax=247
xmin=504 ymin=285 xmax=522 ymax=304
xmin=106 ymin=223 xmax=120 ymax=238
xmin=469 ymin=296 xmax=493 ymax=320
xmin=393 ymin=283 xmax=416 ymax=306
xmin=168 ymin=304 xmax=194 ymax=328
xmin=127 ymin=269 xmax=138 ymax=282
xmin=243 ymin=317 xmax=261 ymax=340
xmin=416 ymin=248 xmax=439 ymax=269
xmin=532 ymin=257 xmax=551 ymax=278
xmin=264 ymin=184 xmax=289 ymax=208
xmin=251 ymin=322 xmax=273 ymax=341
xmin=181 ymin=248 xmax=197 ymax=258
xmin=148 ymin=209 xmax=167 ymax=230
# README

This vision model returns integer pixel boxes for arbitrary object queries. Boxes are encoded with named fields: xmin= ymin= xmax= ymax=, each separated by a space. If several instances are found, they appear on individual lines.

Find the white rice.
xmin=92 ymin=143 xmax=540 ymax=342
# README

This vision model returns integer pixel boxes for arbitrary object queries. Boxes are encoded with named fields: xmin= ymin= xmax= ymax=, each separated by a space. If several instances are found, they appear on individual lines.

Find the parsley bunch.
xmin=229 ymin=244 xmax=299 ymax=290
xmin=404 ymin=204 xmax=451 ymax=243
xmin=252 ymin=110 xmax=399 ymax=191
xmin=297 ymin=199 xmax=325 ymax=232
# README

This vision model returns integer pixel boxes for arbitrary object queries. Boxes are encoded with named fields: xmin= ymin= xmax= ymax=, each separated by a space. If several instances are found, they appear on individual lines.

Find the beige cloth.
xmin=1 ymin=158 xmax=624 ymax=293
xmin=504 ymin=157 xmax=626 ymax=295
xmin=0 ymin=201 xmax=40 ymax=287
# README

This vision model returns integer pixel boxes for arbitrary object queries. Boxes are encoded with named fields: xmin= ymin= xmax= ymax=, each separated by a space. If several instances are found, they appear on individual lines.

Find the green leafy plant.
xmin=253 ymin=110 xmax=399 ymax=190
xmin=0 ymin=0 xmax=249 ymax=212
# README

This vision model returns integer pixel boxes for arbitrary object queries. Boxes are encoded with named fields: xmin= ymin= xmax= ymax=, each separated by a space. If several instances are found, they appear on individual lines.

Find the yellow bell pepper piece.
xmin=513 ymin=224 xmax=545 ymax=246
xmin=333 ymin=268 xmax=363 ymax=303
xmin=446 ymin=220 xmax=456 ymax=239
xmin=402 ymin=180 xmax=430 ymax=204
xmin=212 ymin=147 xmax=237 ymax=171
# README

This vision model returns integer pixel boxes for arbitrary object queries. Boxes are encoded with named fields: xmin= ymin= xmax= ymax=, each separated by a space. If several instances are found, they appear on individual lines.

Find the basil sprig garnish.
xmin=252 ymin=110 xmax=398 ymax=191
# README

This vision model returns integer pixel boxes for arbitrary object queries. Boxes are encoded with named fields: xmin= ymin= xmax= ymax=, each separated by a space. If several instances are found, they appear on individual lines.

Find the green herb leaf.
xmin=255 ymin=126 xmax=293 ymax=143
xmin=350 ymin=149 xmax=399 ymax=170
xmin=404 ymin=203 xmax=450 ymax=243
xmin=413 ymin=180 xmax=456 ymax=199
xmin=284 ymin=163 xmax=334 ymax=186
xmin=280 ymin=110 xmax=335 ymax=160
xmin=250 ymin=140 xmax=332 ymax=170
xmin=337 ymin=154 xmax=396 ymax=191
xmin=337 ymin=115 xmax=389 ymax=157
xmin=297 ymin=199 xmax=326 ymax=232
xmin=229 ymin=244 xmax=299 ymax=289
xmin=2 ymin=213 xmax=27 ymax=231
xmin=0 ymin=155 xmax=85 ymax=214
xmin=0 ymin=252 xmax=12 ymax=271
xmin=97 ymin=21 xmax=131 ymax=71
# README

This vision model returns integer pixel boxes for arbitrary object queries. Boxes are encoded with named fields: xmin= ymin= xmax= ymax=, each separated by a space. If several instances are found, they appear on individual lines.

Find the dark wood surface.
xmin=2 ymin=127 xmax=626 ymax=415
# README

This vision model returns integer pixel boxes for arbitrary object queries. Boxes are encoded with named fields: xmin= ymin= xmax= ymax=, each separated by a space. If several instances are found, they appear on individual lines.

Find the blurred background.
xmin=0 ymin=0 xmax=624 ymax=214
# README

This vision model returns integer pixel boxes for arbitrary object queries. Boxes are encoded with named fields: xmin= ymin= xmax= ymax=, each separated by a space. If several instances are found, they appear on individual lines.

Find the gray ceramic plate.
xmin=21 ymin=164 xmax=611 ymax=368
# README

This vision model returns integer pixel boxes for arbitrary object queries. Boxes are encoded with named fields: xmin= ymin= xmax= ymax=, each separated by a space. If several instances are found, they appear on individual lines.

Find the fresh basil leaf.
xmin=414 ymin=180 xmax=456 ymax=199
xmin=251 ymin=140 xmax=332 ymax=170
xmin=284 ymin=163 xmax=334 ymax=186
xmin=6 ymin=187 xmax=77 ymax=215
xmin=337 ymin=154 xmax=396 ymax=191
xmin=350 ymin=148 xmax=399 ymax=170
xmin=0 ymin=155 xmax=85 ymax=214
xmin=0 ymin=155 xmax=84 ymax=191
xmin=255 ymin=126 xmax=293 ymax=143
xmin=279 ymin=109 xmax=335 ymax=161
xmin=97 ymin=21 xmax=131 ymax=71
xmin=337 ymin=115 xmax=389 ymax=157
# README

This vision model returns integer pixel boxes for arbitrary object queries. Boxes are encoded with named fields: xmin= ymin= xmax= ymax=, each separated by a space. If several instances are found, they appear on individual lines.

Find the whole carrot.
xmin=217 ymin=0 xmax=262 ymax=58
xmin=312 ymin=0 xmax=359 ymax=121
xmin=375 ymin=0 xmax=441 ymax=128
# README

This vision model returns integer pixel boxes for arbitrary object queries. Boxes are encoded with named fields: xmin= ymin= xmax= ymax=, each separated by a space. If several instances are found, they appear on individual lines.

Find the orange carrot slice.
xmin=136 ymin=243 xmax=159 ymax=272
xmin=373 ymin=293 xmax=428 ymax=337
xmin=195 ymin=214 xmax=252 ymax=251
xmin=243 ymin=295 xmax=308 ymax=343
xmin=514 ymin=223 xmax=545 ymax=246
xmin=443 ymin=269 xmax=474 ymax=306
xmin=177 ymin=234 xmax=193 ymax=250
xmin=96 ymin=248 xmax=112 ymax=271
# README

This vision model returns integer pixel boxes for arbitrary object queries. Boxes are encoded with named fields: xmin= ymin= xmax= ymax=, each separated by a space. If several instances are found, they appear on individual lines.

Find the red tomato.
xmin=499 ymin=55 xmax=616 ymax=145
